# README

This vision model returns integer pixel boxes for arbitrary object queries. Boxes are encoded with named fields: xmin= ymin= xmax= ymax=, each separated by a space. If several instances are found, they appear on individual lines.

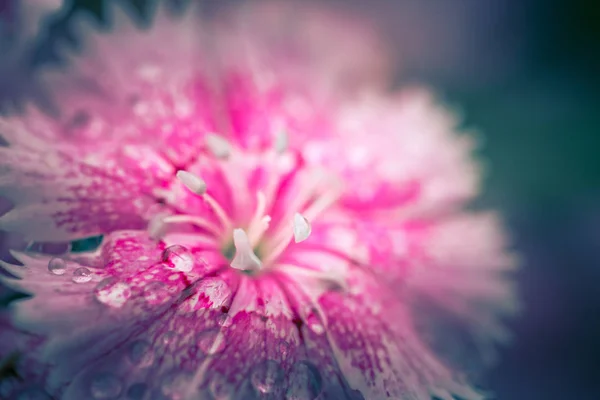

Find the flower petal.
xmin=305 ymin=89 xmax=480 ymax=216
xmin=0 ymin=146 xmax=161 ymax=240
xmin=38 ymin=1 xmax=220 ymax=165
xmin=316 ymin=267 xmax=485 ymax=400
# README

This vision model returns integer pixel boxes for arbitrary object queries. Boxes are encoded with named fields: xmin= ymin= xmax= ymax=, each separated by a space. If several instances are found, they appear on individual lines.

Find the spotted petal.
xmin=304 ymin=89 xmax=480 ymax=217
xmin=0 ymin=146 xmax=162 ymax=241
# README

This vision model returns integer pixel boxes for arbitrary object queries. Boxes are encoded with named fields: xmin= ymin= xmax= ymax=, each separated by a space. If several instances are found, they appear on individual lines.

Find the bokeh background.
xmin=1 ymin=0 xmax=599 ymax=399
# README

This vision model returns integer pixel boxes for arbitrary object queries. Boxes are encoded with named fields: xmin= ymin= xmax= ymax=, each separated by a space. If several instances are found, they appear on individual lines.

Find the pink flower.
xmin=0 ymin=2 xmax=517 ymax=399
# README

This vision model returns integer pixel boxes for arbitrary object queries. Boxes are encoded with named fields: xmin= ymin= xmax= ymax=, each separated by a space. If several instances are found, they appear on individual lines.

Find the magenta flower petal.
xmin=0 ymin=143 xmax=164 ymax=240
xmin=0 ymin=2 xmax=517 ymax=399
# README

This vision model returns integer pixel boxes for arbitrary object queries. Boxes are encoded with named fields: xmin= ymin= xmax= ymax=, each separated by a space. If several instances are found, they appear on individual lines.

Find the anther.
xmin=262 ymin=212 xmax=311 ymax=265
xmin=230 ymin=229 xmax=262 ymax=272
xmin=274 ymin=130 xmax=288 ymax=154
xmin=293 ymin=213 xmax=311 ymax=243
xmin=205 ymin=133 xmax=231 ymax=159
xmin=176 ymin=170 xmax=232 ymax=232
xmin=176 ymin=170 xmax=206 ymax=195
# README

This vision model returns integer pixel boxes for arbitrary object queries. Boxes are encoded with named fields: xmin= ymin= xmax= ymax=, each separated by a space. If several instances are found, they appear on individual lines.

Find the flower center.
xmin=149 ymin=134 xmax=341 ymax=276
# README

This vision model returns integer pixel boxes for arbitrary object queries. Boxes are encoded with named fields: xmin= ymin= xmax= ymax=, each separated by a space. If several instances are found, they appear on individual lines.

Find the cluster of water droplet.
xmin=46 ymin=244 xmax=201 ymax=311
xmin=45 ymin=243 xmax=326 ymax=400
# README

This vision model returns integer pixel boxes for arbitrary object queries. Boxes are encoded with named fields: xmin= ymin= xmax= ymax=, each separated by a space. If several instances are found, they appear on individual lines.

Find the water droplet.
xmin=197 ymin=329 xmax=227 ymax=355
xmin=285 ymin=361 xmax=322 ymax=400
xmin=15 ymin=388 xmax=51 ymax=400
xmin=48 ymin=257 xmax=66 ymax=275
xmin=160 ymin=370 xmax=192 ymax=399
xmin=162 ymin=245 xmax=194 ymax=272
xmin=250 ymin=360 xmax=285 ymax=394
xmin=90 ymin=373 xmax=122 ymax=399
xmin=128 ymin=340 xmax=154 ymax=367
xmin=94 ymin=278 xmax=131 ymax=308
xmin=305 ymin=311 xmax=324 ymax=335
xmin=72 ymin=267 xmax=92 ymax=283
xmin=143 ymin=281 xmax=172 ymax=305
xmin=208 ymin=374 xmax=234 ymax=400
xmin=126 ymin=383 xmax=148 ymax=400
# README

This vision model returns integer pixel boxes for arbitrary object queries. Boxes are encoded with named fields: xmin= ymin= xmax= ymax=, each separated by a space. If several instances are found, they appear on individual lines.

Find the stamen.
xmin=176 ymin=170 xmax=233 ymax=233
xmin=301 ymin=183 xmax=343 ymax=221
xmin=162 ymin=215 xmax=222 ymax=236
xmin=205 ymin=133 xmax=231 ymax=159
xmin=293 ymin=213 xmax=311 ymax=243
xmin=247 ymin=192 xmax=269 ymax=246
xmin=230 ymin=229 xmax=262 ymax=272
xmin=278 ymin=263 xmax=348 ymax=292
xmin=249 ymin=215 xmax=271 ymax=248
xmin=176 ymin=170 xmax=206 ymax=195
xmin=274 ymin=130 xmax=288 ymax=154
xmin=148 ymin=212 xmax=170 ymax=239
xmin=262 ymin=212 xmax=311 ymax=265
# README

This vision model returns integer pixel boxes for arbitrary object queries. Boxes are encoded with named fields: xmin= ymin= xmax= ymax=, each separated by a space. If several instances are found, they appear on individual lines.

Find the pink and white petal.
xmin=305 ymin=88 xmax=480 ymax=217
xmin=204 ymin=0 xmax=390 ymax=151
xmin=39 ymin=1 xmax=220 ymax=165
xmin=3 ymin=227 xmax=374 ymax=399
xmin=0 ymin=147 xmax=160 ymax=241
xmin=314 ymin=267 xmax=484 ymax=400
xmin=1 ymin=230 xmax=226 ymax=396
xmin=405 ymin=212 xmax=519 ymax=344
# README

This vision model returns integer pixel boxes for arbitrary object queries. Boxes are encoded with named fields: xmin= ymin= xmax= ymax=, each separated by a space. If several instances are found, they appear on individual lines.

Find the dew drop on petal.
xmin=143 ymin=281 xmax=171 ymax=305
xmin=15 ymin=388 xmax=51 ymax=400
xmin=72 ymin=267 xmax=92 ymax=283
xmin=285 ymin=361 xmax=323 ymax=400
xmin=305 ymin=311 xmax=324 ymax=335
xmin=128 ymin=340 xmax=154 ymax=367
xmin=48 ymin=257 xmax=66 ymax=275
xmin=125 ymin=383 xmax=148 ymax=400
xmin=162 ymin=245 xmax=194 ymax=272
xmin=90 ymin=373 xmax=123 ymax=399
xmin=197 ymin=329 xmax=227 ymax=355
xmin=250 ymin=360 xmax=285 ymax=394
xmin=94 ymin=278 xmax=131 ymax=308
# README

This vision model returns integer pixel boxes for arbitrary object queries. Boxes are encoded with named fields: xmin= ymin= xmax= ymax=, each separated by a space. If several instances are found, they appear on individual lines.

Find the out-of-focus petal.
xmin=0 ymin=146 xmax=161 ymax=240
xmin=37 ymin=1 xmax=220 ymax=165
xmin=405 ymin=213 xmax=519 ymax=351
xmin=305 ymin=88 xmax=480 ymax=216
